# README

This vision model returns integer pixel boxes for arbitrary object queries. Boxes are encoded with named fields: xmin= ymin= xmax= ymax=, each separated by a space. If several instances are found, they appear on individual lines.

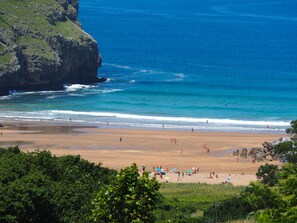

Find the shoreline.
xmin=0 ymin=115 xmax=288 ymax=134
xmin=0 ymin=119 xmax=285 ymax=185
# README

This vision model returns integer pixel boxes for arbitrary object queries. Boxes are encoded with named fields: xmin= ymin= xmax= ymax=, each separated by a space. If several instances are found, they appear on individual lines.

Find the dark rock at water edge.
xmin=0 ymin=0 xmax=102 ymax=96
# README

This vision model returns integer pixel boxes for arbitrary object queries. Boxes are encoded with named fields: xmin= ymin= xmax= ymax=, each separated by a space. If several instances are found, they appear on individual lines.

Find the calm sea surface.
xmin=1 ymin=0 xmax=297 ymax=132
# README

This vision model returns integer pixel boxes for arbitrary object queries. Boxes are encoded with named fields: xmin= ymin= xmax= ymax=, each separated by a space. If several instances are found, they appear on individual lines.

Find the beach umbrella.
xmin=156 ymin=167 xmax=161 ymax=172
xmin=226 ymin=176 xmax=232 ymax=181
xmin=186 ymin=170 xmax=192 ymax=173
xmin=171 ymin=168 xmax=177 ymax=171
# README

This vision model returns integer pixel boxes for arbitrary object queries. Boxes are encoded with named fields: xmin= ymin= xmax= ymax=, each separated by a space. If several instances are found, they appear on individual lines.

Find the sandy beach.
xmin=0 ymin=120 xmax=284 ymax=185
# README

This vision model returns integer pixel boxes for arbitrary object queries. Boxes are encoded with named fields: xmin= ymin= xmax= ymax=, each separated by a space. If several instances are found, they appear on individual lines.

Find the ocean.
xmin=0 ymin=0 xmax=297 ymax=132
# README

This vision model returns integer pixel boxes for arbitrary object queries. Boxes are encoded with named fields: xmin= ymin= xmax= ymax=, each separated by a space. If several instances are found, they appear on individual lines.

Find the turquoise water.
xmin=1 ymin=0 xmax=297 ymax=132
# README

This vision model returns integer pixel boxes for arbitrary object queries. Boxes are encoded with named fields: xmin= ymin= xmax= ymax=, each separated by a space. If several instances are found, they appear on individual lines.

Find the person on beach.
xmin=107 ymin=121 xmax=109 ymax=128
xmin=209 ymin=172 xmax=213 ymax=179
xmin=120 ymin=137 xmax=122 ymax=142
xmin=191 ymin=128 xmax=194 ymax=132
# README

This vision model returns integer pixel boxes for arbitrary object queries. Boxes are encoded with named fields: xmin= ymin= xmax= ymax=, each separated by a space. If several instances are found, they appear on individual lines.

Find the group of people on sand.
xmin=177 ymin=171 xmax=185 ymax=181
xmin=170 ymin=137 xmax=177 ymax=144
xmin=207 ymin=172 xmax=219 ymax=179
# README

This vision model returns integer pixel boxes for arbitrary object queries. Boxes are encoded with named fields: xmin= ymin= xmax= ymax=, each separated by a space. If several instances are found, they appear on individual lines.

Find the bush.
xmin=0 ymin=147 xmax=116 ymax=223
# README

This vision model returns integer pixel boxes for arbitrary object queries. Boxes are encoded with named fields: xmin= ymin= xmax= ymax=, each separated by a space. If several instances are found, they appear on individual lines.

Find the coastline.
xmin=0 ymin=119 xmax=284 ymax=185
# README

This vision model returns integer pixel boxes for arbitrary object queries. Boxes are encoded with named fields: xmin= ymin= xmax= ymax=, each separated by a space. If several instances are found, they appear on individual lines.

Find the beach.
xmin=0 ymin=120 xmax=283 ymax=185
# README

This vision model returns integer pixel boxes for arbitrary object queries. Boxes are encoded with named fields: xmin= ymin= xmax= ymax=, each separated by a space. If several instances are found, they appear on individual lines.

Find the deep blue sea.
xmin=1 ymin=0 xmax=297 ymax=132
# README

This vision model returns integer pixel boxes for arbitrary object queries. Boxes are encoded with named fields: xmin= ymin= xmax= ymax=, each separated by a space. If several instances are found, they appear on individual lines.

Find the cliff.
xmin=0 ymin=0 xmax=102 ymax=95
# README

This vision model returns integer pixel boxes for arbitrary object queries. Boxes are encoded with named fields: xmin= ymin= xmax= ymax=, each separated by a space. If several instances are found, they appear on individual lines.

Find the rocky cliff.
xmin=0 ymin=0 xmax=102 ymax=95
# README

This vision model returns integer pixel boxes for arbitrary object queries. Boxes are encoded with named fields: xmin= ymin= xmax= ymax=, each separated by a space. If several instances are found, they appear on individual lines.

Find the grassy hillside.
xmin=157 ymin=183 xmax=247 ymax=222
xmin=0 ymin=0 xmax=88 ymax=66
xmin=0 ymin=0 xmax=100 ymax=95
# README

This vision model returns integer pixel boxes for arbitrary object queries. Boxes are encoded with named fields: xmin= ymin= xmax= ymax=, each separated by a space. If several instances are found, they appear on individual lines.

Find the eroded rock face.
xmin=0 ymin=0 xmax=102 ymax=95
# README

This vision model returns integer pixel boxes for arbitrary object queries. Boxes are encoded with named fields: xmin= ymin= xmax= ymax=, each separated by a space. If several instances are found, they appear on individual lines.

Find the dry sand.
xmin=0 ymin=121 xmax=283 ymax=185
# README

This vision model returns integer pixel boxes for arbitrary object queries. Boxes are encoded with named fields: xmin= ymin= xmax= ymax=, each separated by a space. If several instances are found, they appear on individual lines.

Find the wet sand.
xmin=0 ymin=120 xmax=283 ymax=185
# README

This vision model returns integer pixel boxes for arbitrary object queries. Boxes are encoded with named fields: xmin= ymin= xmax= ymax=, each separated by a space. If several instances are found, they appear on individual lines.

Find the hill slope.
xmin=0 ymin=0 xmax=102 ymax=95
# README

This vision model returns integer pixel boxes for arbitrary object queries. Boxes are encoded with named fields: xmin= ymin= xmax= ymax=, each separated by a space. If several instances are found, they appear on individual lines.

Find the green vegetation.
xmin=16 ymin=36 xmax=55 ymax=60
xmin=209 ymin=119 xmax=297 ymax=222
xmin=91 ymin=164 xmax=161 ymax=223
xmin=156 ymin=183 xmax=245 ymax=222
xmin=0 ymin=53 xmax=12 ymax=67
xmin=0 ymin=0 xmax=88 ymax=65
xmin=0 ymin=147 xmax=116 ymax=223
xmin=256 ymin=164 xmax=279 ymax=186
xmin=55 ymin=19 xmax=87 ymax=44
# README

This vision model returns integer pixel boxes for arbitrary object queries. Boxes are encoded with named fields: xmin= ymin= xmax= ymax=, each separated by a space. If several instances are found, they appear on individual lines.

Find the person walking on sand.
xmin=177 ymin=171 xmax=181 ymax=181
xmin=120 ymin=137 xmax=122 ymax=142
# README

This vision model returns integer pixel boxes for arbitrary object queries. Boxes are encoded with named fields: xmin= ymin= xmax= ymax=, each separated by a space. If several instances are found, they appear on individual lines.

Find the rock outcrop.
xmin=232 ymin=137 xmax=292 ymax=162
xmin=0 ymin=0 xmax=102 ymax=95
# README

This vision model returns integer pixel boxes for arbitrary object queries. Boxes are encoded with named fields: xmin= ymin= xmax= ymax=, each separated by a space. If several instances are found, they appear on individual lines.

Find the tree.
xmin=256 ymin=163 xmax=297 ymax=223
xmin=274 ymin=141 xmax=297 ymax=163
xmin=286 ymin=120 xmax=297 ymax=135
xmin=91 ymin=163 xmax=161 ymax=223
xmin=274 ymin=141 xmax=294 ymax=155
xmin=242 ymin=182 xmax=281 ymax=211
xmin=0 ymin=147 xmax=116 ymax=223
xmin=256 ymin=164 xmax=279 ymax=186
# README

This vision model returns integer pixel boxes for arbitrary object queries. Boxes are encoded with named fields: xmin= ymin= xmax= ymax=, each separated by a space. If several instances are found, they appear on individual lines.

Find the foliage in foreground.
xmin=0 ymin=147 xmax=116 ymax=223
xmin=207 ymin=120 xmax=297 ymax=222
xmin=156 ymin=183 xmax=245 ymax=222
xmin=91 ymin=163 xmax=161 ymax=223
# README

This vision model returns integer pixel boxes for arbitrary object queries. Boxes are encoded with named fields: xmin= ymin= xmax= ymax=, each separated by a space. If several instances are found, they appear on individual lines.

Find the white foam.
xmin=104 ymin=63 xmax=132 ymax=70
xmin=100 ymin=89 xmax=124 ymax=93
xmin=50 ymin=110 xmax=289 ymax=127
xmin=0 ymin=95 xmax=12 ymax=100
xmin=64 ymin=84 xmax=93 ymax=92
xmin=212 ymin=1 xmax=297 ymax=21
xmin=172 ymin=73 xmax=185 ymax=81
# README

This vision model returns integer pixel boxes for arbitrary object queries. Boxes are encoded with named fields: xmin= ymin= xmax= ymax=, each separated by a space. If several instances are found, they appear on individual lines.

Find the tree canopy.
xmin=91 ymin=163 xmax=161 ymax=223
xmin=243 ymin=120 xmax=297 ymax=222
xmin=0 ymin=147 xmax=116 ymax=223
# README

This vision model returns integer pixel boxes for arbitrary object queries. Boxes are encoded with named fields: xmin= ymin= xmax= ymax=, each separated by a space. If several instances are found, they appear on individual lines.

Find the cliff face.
xmin=0 ymin=0 xmax=102 ymax=95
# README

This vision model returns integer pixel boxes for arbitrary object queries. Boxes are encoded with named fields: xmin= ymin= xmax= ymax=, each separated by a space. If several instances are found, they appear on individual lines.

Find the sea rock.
xmin=0 ymin=0 xmax=102 ymax=95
